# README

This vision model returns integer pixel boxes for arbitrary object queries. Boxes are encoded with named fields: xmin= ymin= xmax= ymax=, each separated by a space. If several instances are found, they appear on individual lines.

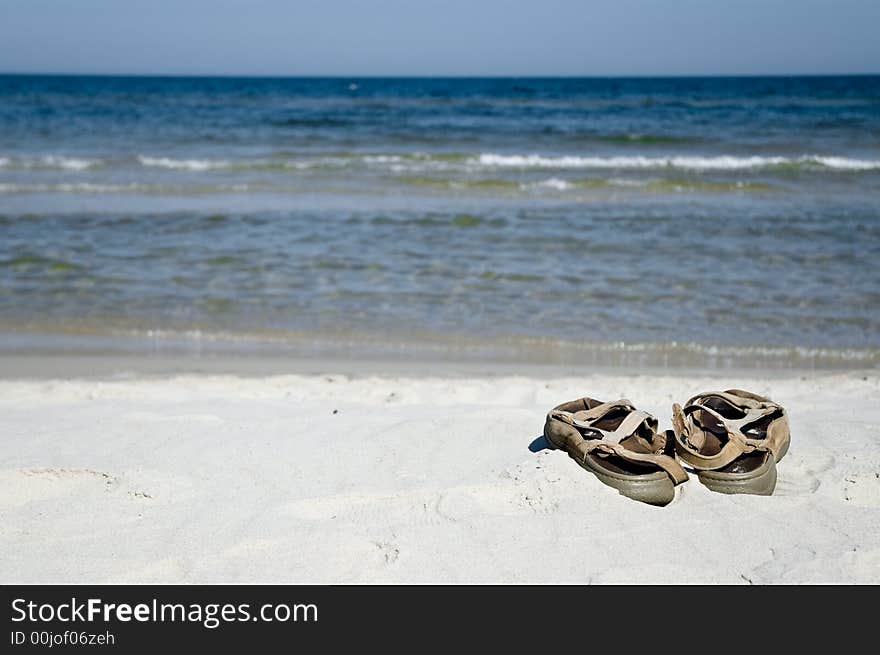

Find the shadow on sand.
xmin=528 ymin=435 xmax=554 ymax=453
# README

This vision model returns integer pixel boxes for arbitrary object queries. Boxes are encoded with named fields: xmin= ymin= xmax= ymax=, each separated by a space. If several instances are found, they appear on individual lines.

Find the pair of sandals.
xmin=542 ymin=389 xmax=790 ymax=506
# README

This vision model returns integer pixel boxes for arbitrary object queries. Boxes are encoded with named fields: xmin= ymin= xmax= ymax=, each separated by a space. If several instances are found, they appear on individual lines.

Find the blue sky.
xmin=1 ymin=0 xmax=878 ymax=76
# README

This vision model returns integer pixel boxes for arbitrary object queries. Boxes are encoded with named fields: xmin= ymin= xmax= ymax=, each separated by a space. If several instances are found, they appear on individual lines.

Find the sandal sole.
xmin=546 ymin=435 xmax=680 ymax=506
xmin=697 ymin=454 xmax=778 ymax=495
xmin=692 ymin=434 xmax=790 ymax=496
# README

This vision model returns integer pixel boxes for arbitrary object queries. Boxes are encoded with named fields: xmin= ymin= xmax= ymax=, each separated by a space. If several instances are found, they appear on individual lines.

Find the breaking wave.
xmin=472 ymin=153 xmax=880 ymax=171
xmin=4 ymin=152 xmax=878 ymax=174
xmin=0 ymin=155 xmax=103 ymax=170
xmin=137 ymin=156 xmax=232 ymax=171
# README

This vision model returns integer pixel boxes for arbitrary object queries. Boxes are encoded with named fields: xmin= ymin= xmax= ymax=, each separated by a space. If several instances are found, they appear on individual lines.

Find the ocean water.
xmin=1 ymin=75 xmax=879 ymax=369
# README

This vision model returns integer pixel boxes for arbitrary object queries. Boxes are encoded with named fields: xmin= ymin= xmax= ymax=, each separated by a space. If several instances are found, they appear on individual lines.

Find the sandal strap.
xmin=552 ymin=406 xmax=655 ymax=444
xmin=672 ymin=391 xmax=786 ymax=469
xmin=683 ymin=402 xmax=777 ymax=447
xmin=672 ymin=415 xmax=751 ymax=470
xmin=694 ymin=389 xmax=771 ymax=412
xmin=548 ymin=400 xmax=687 ymax=486
xmin=564 ymin=398 xmax=637 ymax=423
xmin=620 ymin=450 xmax=690 ymax=485
xmin=572 ymin=439 xmax=689 ymax=485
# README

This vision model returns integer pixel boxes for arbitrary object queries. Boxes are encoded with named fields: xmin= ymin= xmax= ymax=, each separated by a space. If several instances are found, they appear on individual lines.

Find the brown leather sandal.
xmin=672 ymin=389 xmax=790 ymax=495
xmin=543 ymin=397 xmax=689 ymax=506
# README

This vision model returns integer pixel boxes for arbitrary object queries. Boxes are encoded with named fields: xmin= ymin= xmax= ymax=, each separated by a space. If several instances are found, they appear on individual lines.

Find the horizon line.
xmin=1 ymin=71 xmax=878 ymax=79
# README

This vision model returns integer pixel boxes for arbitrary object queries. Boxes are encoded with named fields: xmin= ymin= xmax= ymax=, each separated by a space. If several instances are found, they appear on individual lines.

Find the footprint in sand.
xmin=0 ymin=468 xmax=160 ymax=510
xmin=280 ymin=488 xmax=455 ymax=527
xmin=773 ymin=451 xmax=835 ymax=497
xmin=371 ymin=537 xmax=401 ymax=565
xmin=842 ymin=471 xmax=880 ymax=507
xmin=503 ymin=459 xmax=563 ymax=515
xmin=277 ymin=450 xmax=576 ymax=529
xmin=23 ymin=467 xmax=119 ymax=490
xmin=123 ymin=411 xmax=224 ymax=424
xmin=0 ymin=468 xmax=119 ymax=510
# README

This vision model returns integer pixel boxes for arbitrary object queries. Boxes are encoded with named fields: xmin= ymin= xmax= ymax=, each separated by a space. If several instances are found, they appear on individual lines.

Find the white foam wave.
xmin=138 ymin=156 xmax=231 ymax=171
xmin=98 ymin=328 xmax=880 ymax=365
xmin=0 ymin=155 xmax=101 ymax=170
xmin=473 ymin=153 xmax=880 ymax=171
xmin=41 ymin=155 xmax=98 ymax=171
xmin=137 ymin=156 xmax=349 ymax=171
xmin=608 ymin=177 xmax=649 ymax=187
xmin=813 ymin=156 xmax=880 ymax=171
xmin=529 ymin=178 xmax=571 ymax=190
xmin=6 ymin=151 xmax=878 ymax=175
xmin=363 ymin=155 xmax=405 ymax=164
xmin=0 ymin=183 xmax=146 ymax=194
xmin=0 ymin=183 xmax=257 ymax=194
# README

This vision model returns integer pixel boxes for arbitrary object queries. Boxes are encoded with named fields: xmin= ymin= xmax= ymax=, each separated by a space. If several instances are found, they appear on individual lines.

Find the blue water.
xmin=1 ymin=75 xmax=879 ymax=368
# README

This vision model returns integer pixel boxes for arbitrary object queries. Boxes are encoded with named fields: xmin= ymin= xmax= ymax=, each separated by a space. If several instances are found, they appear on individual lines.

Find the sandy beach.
xmin=3 ymin=74 xmax=879 ymax=585
xmin=2 ymin=360 xmax=877 ymax=584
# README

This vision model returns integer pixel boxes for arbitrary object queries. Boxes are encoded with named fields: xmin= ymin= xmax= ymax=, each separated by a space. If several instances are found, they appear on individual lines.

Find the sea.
xmin=1 ymin=75 xmax=878 ymax=369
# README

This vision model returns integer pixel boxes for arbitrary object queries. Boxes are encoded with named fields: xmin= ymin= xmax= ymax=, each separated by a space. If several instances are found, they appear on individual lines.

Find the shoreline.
xmin=1 ymin=351 xmax=877 ymax=381
xmin=1 ymin=326 xmax=877 ymax=379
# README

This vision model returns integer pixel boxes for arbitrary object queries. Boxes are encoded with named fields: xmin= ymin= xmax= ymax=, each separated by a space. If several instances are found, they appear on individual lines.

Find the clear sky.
xmin=1 ymin=0 xmax=878 ymax=76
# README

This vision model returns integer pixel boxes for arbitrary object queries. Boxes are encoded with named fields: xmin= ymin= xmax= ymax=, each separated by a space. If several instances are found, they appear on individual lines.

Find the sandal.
xmin=543 ymin=397 xmax=689 ymax=506
xmin=671 ymin=389 xmax=790 ymax=495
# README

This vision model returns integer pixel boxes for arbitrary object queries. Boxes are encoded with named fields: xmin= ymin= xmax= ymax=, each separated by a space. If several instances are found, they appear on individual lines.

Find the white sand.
xmin=1 ymin=367 xmax=878 ymax=584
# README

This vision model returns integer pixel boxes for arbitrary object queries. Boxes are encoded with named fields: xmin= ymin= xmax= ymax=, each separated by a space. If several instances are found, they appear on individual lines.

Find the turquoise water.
xmin=1 ymin=76 xmax=879 ymax=368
